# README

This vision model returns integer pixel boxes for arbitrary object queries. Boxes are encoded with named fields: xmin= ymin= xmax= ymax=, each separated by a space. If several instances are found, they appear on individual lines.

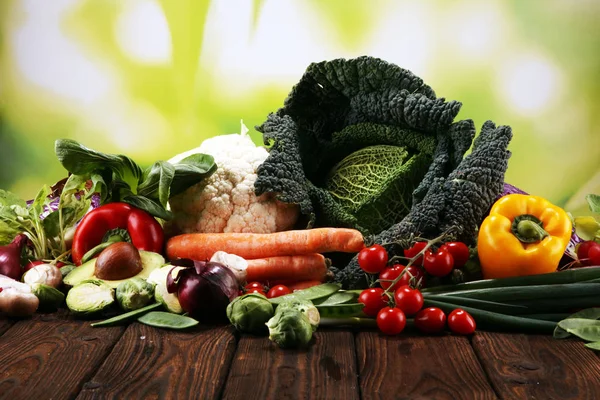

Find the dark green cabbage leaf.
xmin=255 ymin=56 xmax=475 ymax=234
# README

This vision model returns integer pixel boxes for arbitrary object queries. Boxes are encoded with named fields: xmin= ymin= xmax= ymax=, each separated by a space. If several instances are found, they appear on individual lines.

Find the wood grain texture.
xmin=76 ymin=323 xmax=236 ymax=400
xmin=473 ymin=332 xmax=600 ymax=400
xmin=0 ymin=311 xmax=125 ymax=400
xmin=0 ymin=319 xmax=15 ymax=336
xmin=356 ymin=332 xmax=497 ymax=400
xmin=222 ymin=330 xmax=359 ymax=400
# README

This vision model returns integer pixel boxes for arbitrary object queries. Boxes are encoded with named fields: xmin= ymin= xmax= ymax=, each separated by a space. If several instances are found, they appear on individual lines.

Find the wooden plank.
xmin=356 ymin=332 xmax=497 ymax=400
xmin=0 ymin=310 xmax=125 ymax=400
xmin=0 ymin=319 xmax=15 ymax=336
xmin=472 ymin=332 xmax=600 ymax=399
xmin=77 ymin=324 xmax=236 ymax=399
xmin=222 ymin=330 xmax=359 ymax=400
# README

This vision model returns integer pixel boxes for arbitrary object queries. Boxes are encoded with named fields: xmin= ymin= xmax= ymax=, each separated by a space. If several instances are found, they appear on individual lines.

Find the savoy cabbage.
xmin=255 ymin=57 xmax=476 ymax=234
xmin=254 ymin=56 xmax=512 ymax=288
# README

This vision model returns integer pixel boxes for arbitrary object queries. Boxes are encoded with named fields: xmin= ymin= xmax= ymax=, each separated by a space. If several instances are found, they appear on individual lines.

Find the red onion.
xmin=167 ymin=259 xmax=239 ymax=322
xmin=0 ymin=234 xmax=29 ymax=280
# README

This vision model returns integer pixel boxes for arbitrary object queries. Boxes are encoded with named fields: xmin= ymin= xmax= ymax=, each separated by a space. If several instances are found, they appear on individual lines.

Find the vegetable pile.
xmin=1 ymin=56 xmax=600 ymax=352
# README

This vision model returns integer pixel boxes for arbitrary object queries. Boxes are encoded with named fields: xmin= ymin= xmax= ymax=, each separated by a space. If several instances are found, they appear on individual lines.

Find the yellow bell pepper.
xmin=478 ymin=194 xmax=572 ymax=279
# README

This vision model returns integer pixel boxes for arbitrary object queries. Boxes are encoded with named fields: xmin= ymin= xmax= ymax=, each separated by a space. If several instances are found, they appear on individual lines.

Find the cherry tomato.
xmin=448 ymin=309 xmax=476 ymax=335
xmin=414 ymin=307 xmax=447 ymax=334
xmin=399 ymin=265 xmax=427 ymax=288
xmin=404 ymin=242 xmax=428 ymax=265
xmin=267 ymin=285 xmax=292 ymax=299
xmin=439 ymin=242 xmax=470 ymax=268
xmin=238 ymin=289 xmax=244 ymax=296
xmin=393 ymin=285 xmax=424 ymax=316
xmin=376 ymin=307 xmax=406 ymax=335
xmin=589 ymin=244 xmax=600 ymax=266
xmin=358 ymin=245 xmax=389 ymax=274
xmin=423 ymin=250 xmax=454 ymax=277
xmin=578 ymin=241 xmax=600 ymax=266
xmin=359 ymin=288 xmax=389 ymax=317
xmin=247 ymin=288 xmax=267 ymax=296
xmin=245 ymin=282 xmax=266 ymax=291
xmin=379 ymin=265 xmax=404 ymax=290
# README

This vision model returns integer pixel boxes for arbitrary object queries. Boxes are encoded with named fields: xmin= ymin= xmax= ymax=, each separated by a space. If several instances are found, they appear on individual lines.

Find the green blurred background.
xmin=0 ymin=0 xmax=599 ymax=216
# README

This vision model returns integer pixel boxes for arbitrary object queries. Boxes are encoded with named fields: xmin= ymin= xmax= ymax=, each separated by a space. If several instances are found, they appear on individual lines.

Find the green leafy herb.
xmin=587 ymin=194 xmax=600 ymax=214
xmin=54 ymin=139 xmax=216 ymax=220
xmin=0 ymin=174 xmax=92 ymax=259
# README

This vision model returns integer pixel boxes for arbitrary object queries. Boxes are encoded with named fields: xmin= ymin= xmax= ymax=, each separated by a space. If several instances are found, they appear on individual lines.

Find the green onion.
xmin=432 ymin=283 xmax=600 ymax=302
xmin=422 ymin=267 xmax=600 ymax=293
xmin=422 ymin=294 xmax=527 ymax=315
xmin=423 ymin=299 xmax=557 ymax=334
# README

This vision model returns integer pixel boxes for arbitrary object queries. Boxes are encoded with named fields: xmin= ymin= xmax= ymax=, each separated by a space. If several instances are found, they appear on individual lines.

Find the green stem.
xmin=511 ymin=214 xmax=549 ymax=243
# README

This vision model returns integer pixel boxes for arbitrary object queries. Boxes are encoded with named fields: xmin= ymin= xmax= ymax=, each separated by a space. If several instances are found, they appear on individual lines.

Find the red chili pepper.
xmin=71 ymin=202 xmax=164 ymax=265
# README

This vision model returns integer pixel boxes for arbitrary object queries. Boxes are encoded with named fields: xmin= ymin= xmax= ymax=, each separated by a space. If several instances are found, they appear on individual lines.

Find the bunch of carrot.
xmin=166 ymin=228 xmax=365 ymax=289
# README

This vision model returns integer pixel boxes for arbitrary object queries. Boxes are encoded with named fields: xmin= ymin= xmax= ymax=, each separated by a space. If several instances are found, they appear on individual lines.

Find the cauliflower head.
xmin=166 ymin=124 xmax=299 ymax=235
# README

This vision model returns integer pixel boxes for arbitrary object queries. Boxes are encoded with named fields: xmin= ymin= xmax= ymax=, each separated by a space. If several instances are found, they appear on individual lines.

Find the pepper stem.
xmin=511 ymin=214 xmax=549 ymax=243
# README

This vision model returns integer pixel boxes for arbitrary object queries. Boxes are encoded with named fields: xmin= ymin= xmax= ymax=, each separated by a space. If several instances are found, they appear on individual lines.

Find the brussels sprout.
xmin=266 ymin=308 xmax=314 ymax=348
xmin=227 ymin=293 xmax=274 ymax=334
xmin=30 ymin=283 xmax=65 ymax=311
xmin=276 ymin=299 xmax=320 ymax=332
xmin=148 ymin=265 xmax=184 ymax=314
xmin=116 ymin=278 xmax=155 ymax=311
xmin=66 ymin=279 xmax=114 ymax=316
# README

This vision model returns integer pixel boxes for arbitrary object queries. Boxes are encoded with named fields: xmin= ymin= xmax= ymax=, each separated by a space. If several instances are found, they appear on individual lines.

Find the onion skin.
xmin=168 ymin=259 xmax=239 ymax=322
xmin=0 ymin=235 xmax=29 ymax=281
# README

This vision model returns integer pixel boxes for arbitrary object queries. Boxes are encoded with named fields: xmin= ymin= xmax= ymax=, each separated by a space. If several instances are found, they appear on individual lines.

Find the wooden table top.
xmin=1 ymin=310 xmax=600 ymax=400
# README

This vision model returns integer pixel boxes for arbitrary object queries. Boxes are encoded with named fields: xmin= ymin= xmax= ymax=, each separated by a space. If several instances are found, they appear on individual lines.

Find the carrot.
xmin=245 ymin=254 xmax=330 ymax=283
xmin=166 ymin=228 xmax=364 ymax=261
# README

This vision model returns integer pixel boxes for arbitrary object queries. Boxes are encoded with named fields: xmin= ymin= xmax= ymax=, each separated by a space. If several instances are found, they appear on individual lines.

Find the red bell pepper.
xmin=71 ymin=202 xmax=164 ymax=265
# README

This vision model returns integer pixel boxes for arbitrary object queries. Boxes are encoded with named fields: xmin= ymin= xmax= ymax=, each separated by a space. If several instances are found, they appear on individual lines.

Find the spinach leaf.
xmin=170 ymin=153 xmax=216 ymax=197
xmin=55 ymin=139 xmax=143 ymax=191
xmin=138 ymin=161 xmax=175 ymax=208
xmin=123 ymin=195 xmax=172 ymax=220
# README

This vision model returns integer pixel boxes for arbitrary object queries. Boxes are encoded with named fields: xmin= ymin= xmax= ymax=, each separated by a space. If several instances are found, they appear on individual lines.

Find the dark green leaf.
xmin=123 ymin=195 xmax=173 ymax=220
xmin=42 ymin=210 xmax=61 ymax=238
xmin=138 ymin=161 xmax=175 ymax=207
xmin=587 ymin=194 xmax=600 ymax=214
xmin=169 ymin=153 xmax=216 ymax=197
xmin=55 ymin=139 xmax=143 ymax=191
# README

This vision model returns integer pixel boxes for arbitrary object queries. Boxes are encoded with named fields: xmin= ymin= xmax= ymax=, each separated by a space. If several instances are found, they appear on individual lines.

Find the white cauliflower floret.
xmin=166 ymin=123 xmax=299 ymax=235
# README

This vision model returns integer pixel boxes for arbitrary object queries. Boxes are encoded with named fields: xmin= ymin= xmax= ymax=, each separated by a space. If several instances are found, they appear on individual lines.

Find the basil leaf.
xmin=123 ymin=195 xmax=173 ymax=220
xmin=55 ymin=139 xmax=143 ymax=191
xmin=138 ymin=161 xmax=176 ymax=208
xmin=587 ymin=194 xmax=600 ymax=214
xmin=169 ymin=153 xmax=216 ymax=197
